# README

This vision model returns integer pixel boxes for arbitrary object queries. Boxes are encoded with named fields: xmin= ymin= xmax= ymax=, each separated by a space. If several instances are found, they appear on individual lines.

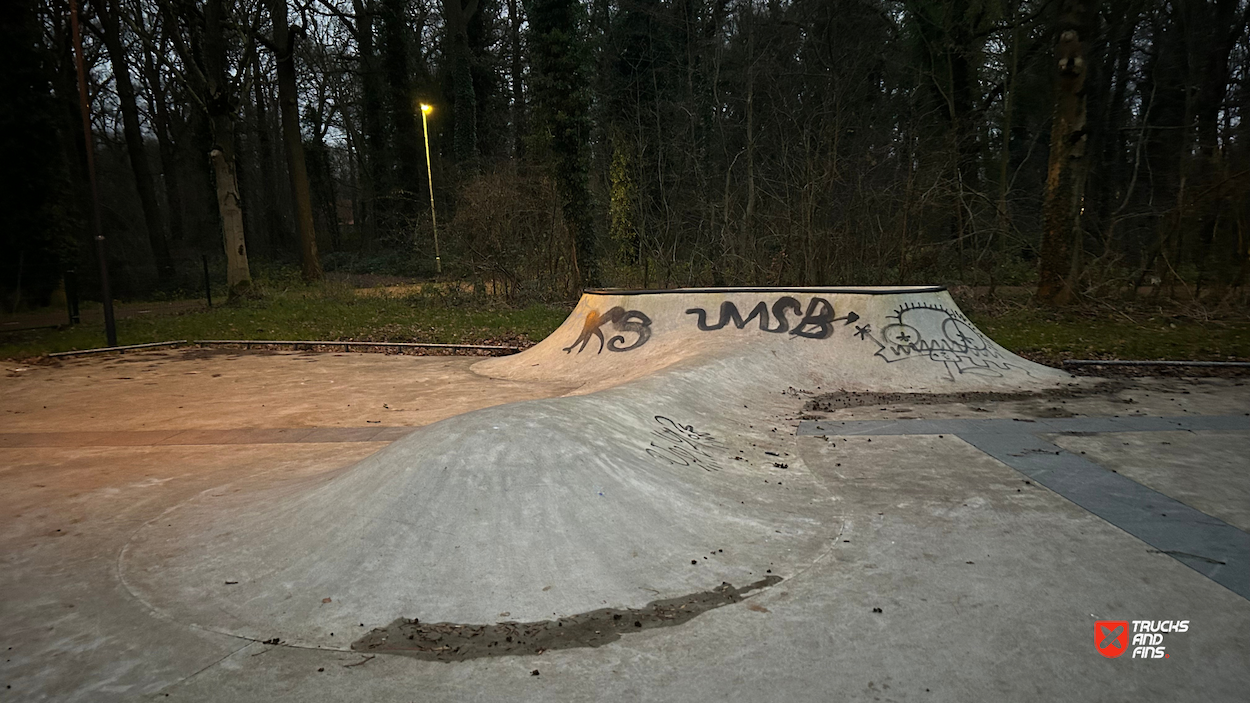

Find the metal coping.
xmin=47 ymin=340 xmax=187 ymax=358
xmin=45 ymin=339 xmax=519 ymax=358
xmin=798 ymin=415 xmax=1250 ymax=436
xmin=194 ymin=340 xmax=518 ymax=351
xmin=1063 ymin=359 xmax=1250 ymax=368
xmin=582 ymin=286 xmax=947 ymax=296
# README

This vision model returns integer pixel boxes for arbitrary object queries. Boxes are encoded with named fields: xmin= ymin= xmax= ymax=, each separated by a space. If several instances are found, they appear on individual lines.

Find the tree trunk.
xmin=525 ymin=0 xmax=599 ymax=287
xmin=270 ymin=0 xmax=322 ymax=282
xmin=1189 ymin=0 xmax=1245 ymax=289
xmin=380 ymin=0 xmax=423 ymax=211
xmin=204 ymin=0 xmax=251 ymax=294
xmin=99 ymin=0 xmax=173 ymax=284
xmin=1089 ymin=3 xmax=1138 ymax=246
xmin=443 ymin=0 xmax=479 ymax=166
xmin=210 ymin=144 xmax=250 ymax=290
xmin=351 ymin=0 xmax=383 ymax=247
xmin=1138 ymin=9 xmax=1188 ymax=290
xmin=742 ymin=24 xmax=755 ymax=279
xmin=140 ymin=27 xmax=185 ymax=245
xmin=994 ymin=20 xmax=1019 ymax=283
xmin=304 ymin=102 xmax=342 ymax=251
xmin=507 ymin=0 xmax=526 ymax=158
xmin=1037 ymin=0 xmax=1093 ymax=305
xmin=251 ymin=61 xmax=291 ymax=255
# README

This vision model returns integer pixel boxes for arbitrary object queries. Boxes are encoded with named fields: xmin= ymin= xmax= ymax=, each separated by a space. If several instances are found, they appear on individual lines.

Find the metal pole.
xmin=70 ymin=0 xmax=117 ymax=346
xmin=65 ymin=269 xmax=80 ymax=324
xmin=203 ymin=254 xmax=213 ymax=308
xmin=420 ymin=106 xmax=441 ymax=273
xmin=1062 ymin=359 xmax=1250 ymax=368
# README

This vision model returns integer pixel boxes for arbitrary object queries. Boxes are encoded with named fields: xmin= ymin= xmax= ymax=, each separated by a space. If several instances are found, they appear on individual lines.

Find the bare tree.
xmin=97 ymin=0 xmax=174 ymax=284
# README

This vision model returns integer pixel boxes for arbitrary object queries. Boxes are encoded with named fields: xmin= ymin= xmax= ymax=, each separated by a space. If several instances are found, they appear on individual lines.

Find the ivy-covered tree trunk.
xmin=525 ymin=0 xmax=599 ymax=287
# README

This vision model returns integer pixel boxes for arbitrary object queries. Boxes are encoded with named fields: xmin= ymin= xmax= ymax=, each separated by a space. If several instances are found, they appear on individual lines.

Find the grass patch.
xmin=5 ymin=282 xmax=1248 ymax=364
xmin=968 ymin=309 xmax=1250 ymax=365
xmin=0 ymin=283 xmax=572 ymax=360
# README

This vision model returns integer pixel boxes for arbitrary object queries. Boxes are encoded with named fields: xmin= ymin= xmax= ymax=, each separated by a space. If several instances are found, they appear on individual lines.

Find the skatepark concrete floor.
xmin=1 ymin=348 xmax=1248 ymax=702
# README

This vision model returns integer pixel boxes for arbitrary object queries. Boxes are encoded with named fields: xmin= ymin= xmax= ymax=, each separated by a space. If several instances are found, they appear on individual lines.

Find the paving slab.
xmin=1051 ymin=430 xmax=1250 ymax=532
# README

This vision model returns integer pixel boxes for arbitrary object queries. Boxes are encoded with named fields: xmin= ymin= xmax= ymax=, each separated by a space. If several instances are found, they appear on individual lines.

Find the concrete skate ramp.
xmin=476 ymin=286 xmax=1066 ymax=393
xmin=121 ymin=287 xmax=1071 ymax=649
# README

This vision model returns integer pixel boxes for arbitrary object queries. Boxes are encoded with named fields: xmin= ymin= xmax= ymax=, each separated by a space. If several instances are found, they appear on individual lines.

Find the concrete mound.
xmin=121 ymin=287 xmax=1071 ymax=649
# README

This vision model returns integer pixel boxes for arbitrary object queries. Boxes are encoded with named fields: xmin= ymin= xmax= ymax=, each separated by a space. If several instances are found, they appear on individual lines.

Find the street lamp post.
xmin=70 ymin=0 xmax=117 ymax=346
xmin=419 ymin=103 xmax=441 ymax=274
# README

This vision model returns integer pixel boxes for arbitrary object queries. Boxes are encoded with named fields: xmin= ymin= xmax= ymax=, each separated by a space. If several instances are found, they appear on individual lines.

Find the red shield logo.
xmin=1095 ymin=621 xmax=1129 ymax=658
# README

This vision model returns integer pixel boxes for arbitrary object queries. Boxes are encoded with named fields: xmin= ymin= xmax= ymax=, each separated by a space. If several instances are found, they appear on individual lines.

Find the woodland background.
xmin=3 ymin=0 xmax=1249 ymax=308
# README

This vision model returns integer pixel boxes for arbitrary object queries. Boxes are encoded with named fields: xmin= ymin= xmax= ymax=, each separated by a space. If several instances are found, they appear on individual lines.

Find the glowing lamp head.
xmin=420 ymin=103 xmax=432 ymax=114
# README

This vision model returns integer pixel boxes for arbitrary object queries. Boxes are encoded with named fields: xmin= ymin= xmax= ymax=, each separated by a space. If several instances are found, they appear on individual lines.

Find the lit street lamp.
xmin=419 ymin=103 xmax=441 ymax=274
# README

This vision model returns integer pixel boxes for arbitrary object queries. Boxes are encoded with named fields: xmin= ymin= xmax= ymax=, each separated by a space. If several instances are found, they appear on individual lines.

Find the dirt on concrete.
xmin=801 ymin=378 xmax=1250 ymax=424
xmin=803 ymin=383 xmax=1127 ymax=414
xmin=1057 ymin=362 xmax=1250 ymax=379
xmin=350 ymin=576 xmax=783 ymax=662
